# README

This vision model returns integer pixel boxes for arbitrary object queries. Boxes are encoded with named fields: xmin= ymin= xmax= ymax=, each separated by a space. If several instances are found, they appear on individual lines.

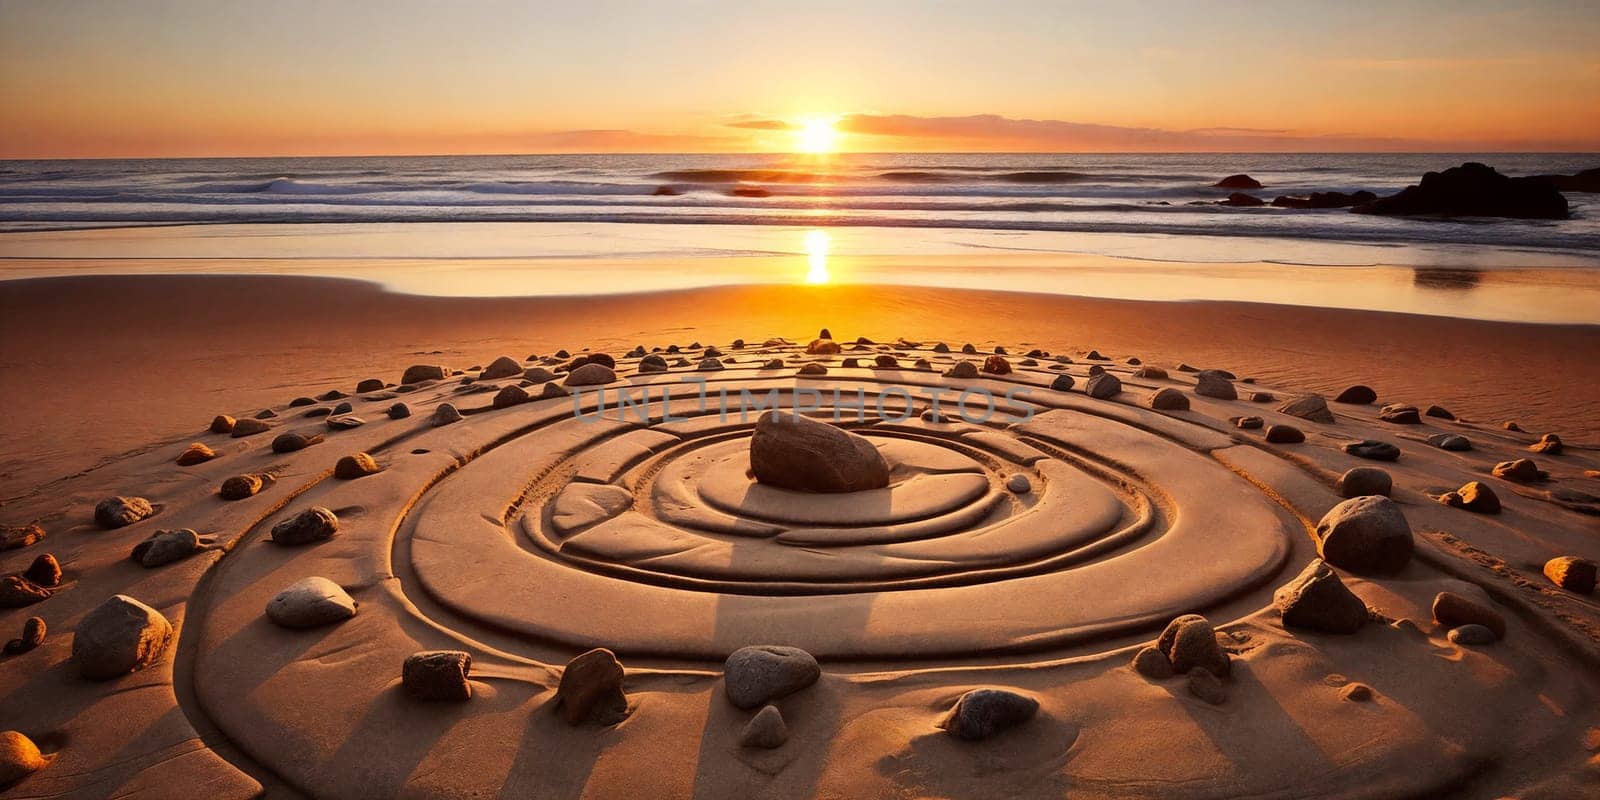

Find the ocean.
xmin=2 ymin=153 xmax=1599 ymax=322
xmin=2 ymin=153 xmax=1597 ymax=253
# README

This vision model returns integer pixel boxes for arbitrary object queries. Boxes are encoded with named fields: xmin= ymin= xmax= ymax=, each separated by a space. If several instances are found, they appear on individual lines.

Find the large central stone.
xmin=749 ymin=411 xmax=890 ymax=493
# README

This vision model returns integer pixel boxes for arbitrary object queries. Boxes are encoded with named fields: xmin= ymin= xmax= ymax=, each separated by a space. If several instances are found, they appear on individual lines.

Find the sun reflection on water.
xmin=804 ymin=229 xmax=830 ymax=284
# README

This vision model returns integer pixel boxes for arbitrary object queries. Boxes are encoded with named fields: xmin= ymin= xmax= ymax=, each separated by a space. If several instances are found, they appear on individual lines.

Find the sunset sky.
xmin=2 ymin=0 xmax=1597 ymax=158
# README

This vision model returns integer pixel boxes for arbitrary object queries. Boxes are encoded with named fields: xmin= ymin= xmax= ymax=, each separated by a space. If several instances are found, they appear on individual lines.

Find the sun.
xmin=794 ymin=116 xmax=841 ymax=154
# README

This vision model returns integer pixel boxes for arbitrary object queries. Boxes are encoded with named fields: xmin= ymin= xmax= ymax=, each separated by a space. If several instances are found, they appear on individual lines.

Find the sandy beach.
xmin=4 ymin=272 xmax=1598 ymax=498
xmin=4 ymin=2 xmax=1600 ymax=790
xmin=2 ymin=268 xmax=1598 ymax=798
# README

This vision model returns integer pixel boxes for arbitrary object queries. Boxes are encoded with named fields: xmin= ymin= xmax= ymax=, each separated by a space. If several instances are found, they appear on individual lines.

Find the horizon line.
xmin=6 ymin=149 xmax=1600 ymax=163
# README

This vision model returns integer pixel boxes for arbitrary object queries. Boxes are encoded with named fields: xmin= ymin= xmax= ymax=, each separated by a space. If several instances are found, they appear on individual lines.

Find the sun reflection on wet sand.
xmin=804 ymin=229 xmax=830 ymax=284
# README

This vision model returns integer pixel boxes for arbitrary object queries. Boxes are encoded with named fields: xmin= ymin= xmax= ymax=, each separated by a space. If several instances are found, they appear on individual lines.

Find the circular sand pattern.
xmin=400 ymin=343 xmax=1296 ymax=659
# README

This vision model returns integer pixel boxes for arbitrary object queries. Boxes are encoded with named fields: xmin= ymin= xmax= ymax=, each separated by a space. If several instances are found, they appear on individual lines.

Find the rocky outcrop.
xmin=1354 ymin=162 xmax=1569 ymax=219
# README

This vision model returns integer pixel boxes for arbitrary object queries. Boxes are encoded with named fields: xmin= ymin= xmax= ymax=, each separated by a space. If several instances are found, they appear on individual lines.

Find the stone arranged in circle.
xmin=269 ymin=507 xmax=339 ymax=546
xmin=431 ymin=403 xmax=463 ymax=426
xmin=724 ymin=645 xmax=821 ymax=710
xmin=749 ymin=412 xmax=889 ymax=494
xmin=940 ymin=688 xmax=1039 ymax=741
xmin=1157 ymin=614 xmax=1230 ymax=677
xmin=1131 ymin=646 xmax=1174 ymax=679
xmin=1085 ymin=372 xmax=1121 ymax=399
xmin=3 ymin=615 xmax=46 ymax=655
xmin=176 ymin=442 xmax=217 ymax=465
xmin=95 ymin=496 xmax=154 ymax=529
xmin=1378 ymin=404 xmax=1420 ymax=424
xmin=272 ymin=431 xmax=322 ymax=453
xmin=403 ymin=650 xmax=472 ymax=701
xmin=1342 ymin=440 xmax=1400 ymax=461
xmin=1424 ymin=404 xmax=1455 ymax=420
xmin=1315 ymin=495 xmax=1413 ymax=574
xmin=401 ymin=364 xmax=447 ymax=384
xmin=564 ymin=363 xmax=617 ymax=386
xmin=1147 ymin=388 xmax=1189 ymax=410
xmin=1431 ymin=591 xmax=1505 ymax=639
xmin=1334 ymin=385 xmax=1377 ymax=404
xmin=740 ymin=705 xmax=789 ymax=749
xmin=943 ymin=361 xmax=978 ymax=379
xmin=479 ymin=355 xmax=523 ymax=380
xmin=1492 ymin=458 xmax=1545 ymax=482
xmin=0 ymin=730 xmax=47 ymax=784
xmin=228 ymin=419 xmax=268 ymax=438
xmin=1543 ymin=557 xmax=1596 ymax=594
xmin=1193 ymin=372 xmax=1236 ymax=400
xmin=1278 ymin=395 xmax=1335 ymax=424
xmin=266 ymin=576 xmax=358 ymax=628
xmin=1336 ymin=466 xmax=1391 ymax=498
xmin=72 ymin=594 xmax=173 ymax=680
xmin=554 ymin=648 xmax=630 ymax=725
xmin=492 ymin=385 xmax=530 ymax=408
xmin=1273 ymin=559 xmax=1369 ymax=634
xmin=219 ymin=474 xmax=264 ymax=500
xmin=1427 ymin=433 xmax=1471 ymax=451
xmin=1265 ymin=424 xmax=1304 ymax=444
xmin=1447 ymin=624 xmax=1496 ymax=645
xmin=130 ymin=528 xmax=203 ymax=568
xmin=981 ymin=355 xmax=1011 ymax=375
xmin=334 ymin=452 xmax=381 ymax=479
xmin=1439 ymin=481 xmax=1500 ymax=514
xmin=23 ymin=553 xmax=60 ymax=587
xmin=1529 ymin=433 xmax=1563 ymax=455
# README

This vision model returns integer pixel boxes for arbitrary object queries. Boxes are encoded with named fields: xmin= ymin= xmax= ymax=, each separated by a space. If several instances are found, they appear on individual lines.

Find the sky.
xmin=1 ymin=0 xmax=1597 ymax=158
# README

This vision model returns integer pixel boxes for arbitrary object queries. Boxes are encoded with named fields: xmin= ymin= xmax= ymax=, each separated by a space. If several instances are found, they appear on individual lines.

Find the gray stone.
xmin=1157 ymin=615 xmax=1230 ymax=677
xmin=72 ymin=594 xmax=173 ymax=680
xmin=480 ymin=355 xmax=523 ymax=380
xmin=266 ymin=576 xmax=357 ymax=628
xmin=1086 ymin=372 xmax=1122 ymax=399
xmin=1278 ymin=395 xmax=1335 ymax=424
xmin=401 ymin=364 xmax=447 ymax=384
xmin=1006 ymin=474 xmax=1032 ymax=494
xmin=564 ymin=363 xmax=617 ymax=386
xmin=1336 ymin=467 xmax=1392 ymax=498
xmin=131 ymin=528 xmax=202 ymax=568
xmin=1447 ymin=624 xmax=1496 ymax=645
xmin=1427 ymin=433 xmax=1471 ymax=451
xmin=1194 ymin=372 xmax=1237 ymax=400
xmin=1315 ymin=496 xmax=1413 ymax=574
xmin=749 ymin=412 xmax=889 ymax=494
xmin=554 ymin=648 xmax=629 ymax=725
xmin=1343 ymin=440 xmax=1400 ymax=461
xmin=95 ymin=496 xmax=154 ymax=529
xmin=431 ymin=403 xmax=462 ymax=426
xmin=724 ymin=645 xmax=821 ymax=709
xmin=1130 ymin=645 xmax=1173 ymax=679
xmin=1273 ymin=559 xmax=1369 ymax=634
xmin=1147 ymin=388 xmax=1189 ymax=410
xmin=403 ymin=650 xmax=472 ymax=701
xmin=269 ymin=506 xmax=339 ymax=546
xmin=1265 ymin=424 xmax=1304 ymax=443
xmin=940 ymin=689 xmax=1039 ymax=741
xmin=740 ymin=705 xmax=789 ymax=749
